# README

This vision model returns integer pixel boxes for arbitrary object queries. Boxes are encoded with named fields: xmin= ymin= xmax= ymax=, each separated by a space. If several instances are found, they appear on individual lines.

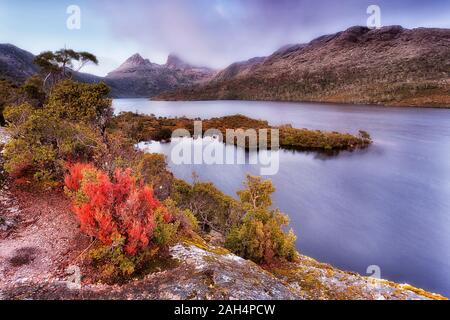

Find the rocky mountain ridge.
xmin=157 ymin=26 xmax=450 ymax=107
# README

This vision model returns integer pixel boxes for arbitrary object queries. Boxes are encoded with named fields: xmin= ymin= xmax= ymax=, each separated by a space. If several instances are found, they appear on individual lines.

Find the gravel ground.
xmin=0 ymin=187 xmax=91 ymax=291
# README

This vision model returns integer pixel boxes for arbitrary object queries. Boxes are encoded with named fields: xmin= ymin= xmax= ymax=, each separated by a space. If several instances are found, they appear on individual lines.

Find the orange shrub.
xmin=64 ymin=162 xmax=172 ymax=255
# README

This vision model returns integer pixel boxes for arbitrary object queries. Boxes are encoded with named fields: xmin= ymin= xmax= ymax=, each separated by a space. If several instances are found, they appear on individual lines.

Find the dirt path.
xmin=0 ymin=186 xmax=90 ymax=290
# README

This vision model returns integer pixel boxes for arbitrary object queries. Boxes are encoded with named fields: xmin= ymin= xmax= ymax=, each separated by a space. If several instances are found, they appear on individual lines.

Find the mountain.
xmin=0 ymin=44 xmax=215 ymax=98
xmin=104 ymin=53 xmax=214 ymax=98
xmin=212 ymin=56 xmax=265 ymax=83
xmin=0 ymin=44 xmax=39 ymax=83
xmin=157 ymin=26 xmax=450 ymax=107
xmin=107 ymin=53 xmax=157 ymax=75
xmin=3 ymin=25 xmax=449 ymax=105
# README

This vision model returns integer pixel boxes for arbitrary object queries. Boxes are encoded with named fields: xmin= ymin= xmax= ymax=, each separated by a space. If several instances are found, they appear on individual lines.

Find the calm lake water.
xmin=113 ymin=99 xmax=450 ymax=296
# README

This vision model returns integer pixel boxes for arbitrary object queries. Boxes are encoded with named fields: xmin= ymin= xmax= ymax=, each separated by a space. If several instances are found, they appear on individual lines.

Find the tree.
xmin=237 ymin=175 xmax=275 ymax=211
xmin=34 ymin=49 xmax=98 ymax=88
xmin=225 ymin=175 xmax=297 ymax=265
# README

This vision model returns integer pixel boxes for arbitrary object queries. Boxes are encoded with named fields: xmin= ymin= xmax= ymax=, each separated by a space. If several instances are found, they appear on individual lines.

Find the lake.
xmin=113 ymin=98 xmax=450 ymax=296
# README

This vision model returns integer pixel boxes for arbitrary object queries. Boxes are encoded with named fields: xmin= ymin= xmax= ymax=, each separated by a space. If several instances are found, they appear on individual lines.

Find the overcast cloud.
xmin=96 ymin=0 xmax=450 ymax=68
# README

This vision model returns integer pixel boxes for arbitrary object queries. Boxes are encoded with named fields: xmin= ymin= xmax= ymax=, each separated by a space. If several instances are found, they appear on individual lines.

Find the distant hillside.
xmin=157 ymin=26 xmax=450 ymax=107
xmin=0 ymin=44 xmax=39 ymax=83
xmin=0 ymin=44 xmax=215 ymax=98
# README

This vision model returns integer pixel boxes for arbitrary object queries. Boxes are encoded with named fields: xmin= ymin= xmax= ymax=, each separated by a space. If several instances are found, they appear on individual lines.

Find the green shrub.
xmin=137 ymin=153 xmax=168 ymax=183
xmin=135 ymin=153 xmax=174 ymax=200
xmin=153 ymin=207 xmax=180 ymax=246
xmin=21 ymin=75 xmax=46 ymax=107
xmin=2 ymin=80 xmax=111 ymax=186
xmin=164 ymin=198 xmax=199 ymax=236
xmin=0 ymin=80 xmax=21 ymax=126
xmin=225 ymin=175 xmax=297 ymax=265
xmin=171 ymin=179 xmax=244 ymax=234
xmin=88 ymin=234 xmax=159 ymax=282
xmin=46 ymin=80 xmax=112 ymax=131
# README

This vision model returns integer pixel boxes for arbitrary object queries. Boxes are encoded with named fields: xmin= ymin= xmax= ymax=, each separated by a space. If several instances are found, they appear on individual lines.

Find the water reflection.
xmin=117 ymin=99 xmax=450 ymax=296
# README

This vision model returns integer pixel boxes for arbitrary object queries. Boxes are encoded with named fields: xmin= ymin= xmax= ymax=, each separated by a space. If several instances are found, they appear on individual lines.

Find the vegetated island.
xmin=0 ymin=68 xmax=445 ymax=299
xmin=111 ymin=113 xmax=372 ymax=153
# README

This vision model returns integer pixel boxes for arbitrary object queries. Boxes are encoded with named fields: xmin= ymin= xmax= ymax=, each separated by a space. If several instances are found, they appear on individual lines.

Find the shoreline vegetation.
xmin=111 ymin=113 xmax=372 ymax=153
xmin=154 ymin=87 xmax=450 ymax=109
xmin=154 ymin=96 xmax=450 ymax=109
xmin=0 ymin=72 xmax=444 ymax=299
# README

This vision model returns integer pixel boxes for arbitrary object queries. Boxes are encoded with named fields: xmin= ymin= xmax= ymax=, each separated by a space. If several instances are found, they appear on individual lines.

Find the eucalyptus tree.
xmin=34 ymin=49 xmax=98 ymax=89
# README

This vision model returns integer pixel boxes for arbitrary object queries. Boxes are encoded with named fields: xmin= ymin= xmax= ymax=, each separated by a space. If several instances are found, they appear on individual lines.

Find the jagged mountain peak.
xmin=120 ymin=53 xmax=153 ymax=67
xmin=103 ymin=51 xmax=214 ymax=96
xmin=106 ymin=53 xmax=158 ymax=77
xmin=125 ymin=53 xmax=150 ymax=66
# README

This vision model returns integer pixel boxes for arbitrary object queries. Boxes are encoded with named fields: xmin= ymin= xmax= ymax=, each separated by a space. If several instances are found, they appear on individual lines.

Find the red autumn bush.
xmin=64 ymin=162 xmax=172 ymax=255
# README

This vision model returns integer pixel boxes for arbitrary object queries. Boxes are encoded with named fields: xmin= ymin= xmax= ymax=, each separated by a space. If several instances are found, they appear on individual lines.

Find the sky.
xmin=1 ymin=0 xmax=449 ymax=76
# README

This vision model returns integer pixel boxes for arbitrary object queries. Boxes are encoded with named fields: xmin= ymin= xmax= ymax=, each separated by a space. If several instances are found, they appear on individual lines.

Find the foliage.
xmin=21 ymin=75 xmax=46 ymax=107
xmin=3 ymin=80 xmax=111 ymax=186
xmin=164 ymin=198 xmax=199 ymax=236
xmin=88 ymin=235 xmax=159 ymax=281
xmin=171 ymin=178 xmax=244 ymax=234
xmin=46 ymin=80 xmax=112 ymax=131
xmin=64 ymin=163 xmax=175 ymax=254
xmin=136 ymin=153 xmax=174 ymax=200
xmin=64 ymin=163 xmax=183 ymax=280
xmin=35 ymin=49 xmax=98 ymax=88
xmin=225 ymin=175 xmax=297 ymax=265
xmin=108 ymin=111 xmax=184 ymax=143
xmin=280 ymin=126 xmax=371 ymax=151
xmin=0 ymin=76 xmax=47 ymax=126
xmin=136 ymin=153 xmax=168 ymax=183
xmin=0 ymin=80 xmax=21 ymax=126
xmin=111 ymin=112 xmax=371 ymax=152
